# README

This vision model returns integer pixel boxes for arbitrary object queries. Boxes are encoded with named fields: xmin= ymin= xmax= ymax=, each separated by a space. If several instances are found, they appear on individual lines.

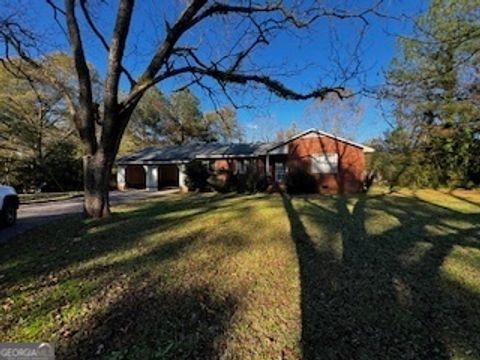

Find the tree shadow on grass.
xmin=0 ymin=193 xmax=244 ymax=288
xmin=282 ymin=192 xmax=480 ymax=359
xmin=445 ymin=190 xmax=480 ymax=210
xmin=1 ymin=193 xmax=258 ymax=359
xmin=59 ymin=283 xmax=238 ymax=360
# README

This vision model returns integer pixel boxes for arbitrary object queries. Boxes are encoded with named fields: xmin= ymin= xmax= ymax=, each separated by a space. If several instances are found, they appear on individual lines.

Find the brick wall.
xmin=287 ymin=134 xmax=365 ymax=193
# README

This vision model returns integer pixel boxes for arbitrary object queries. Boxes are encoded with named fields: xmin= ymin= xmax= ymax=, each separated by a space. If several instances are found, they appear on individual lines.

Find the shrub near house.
xmin=185 ymin=160 xmax=210 ymax=192
xmin=285 ymin=168 xmax=317 ymax=194
xmin=186 ymin=160 xmax=269 ymax=194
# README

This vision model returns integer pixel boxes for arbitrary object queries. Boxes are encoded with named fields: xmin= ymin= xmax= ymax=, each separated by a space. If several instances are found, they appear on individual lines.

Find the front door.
xmin=275 ymin=162 xmax=286 ymax=183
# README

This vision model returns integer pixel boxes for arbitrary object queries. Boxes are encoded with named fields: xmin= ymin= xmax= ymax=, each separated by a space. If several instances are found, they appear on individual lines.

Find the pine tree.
xmin=384 ymin=0 xmax=480 ymax=187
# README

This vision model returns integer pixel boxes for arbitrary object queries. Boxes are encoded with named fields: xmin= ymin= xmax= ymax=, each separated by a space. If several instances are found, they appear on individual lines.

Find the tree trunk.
xmin=83 ymin=151 xmax=113 ymax=218
xmin=81 ymin=105 xmax=135 ymax=219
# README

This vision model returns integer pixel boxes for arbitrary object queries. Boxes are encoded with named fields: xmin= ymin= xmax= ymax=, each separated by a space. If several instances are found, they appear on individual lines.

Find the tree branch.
xmin=103 ymin=0 xmax=135 ymax=111
xmin=189 ymin=67 xmax=345 ymax=100
xmin=64 ymin=0 xmax=96 ymax=153
xmin=137 ymin=0 xmax=207 ymax=84
xmin=79 ymin=0 xmax=136 ymax=87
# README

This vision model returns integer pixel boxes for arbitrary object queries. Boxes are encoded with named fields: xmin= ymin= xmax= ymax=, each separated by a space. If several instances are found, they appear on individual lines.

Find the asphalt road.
xmin=0 ymin=189 xmax=177 ymax=243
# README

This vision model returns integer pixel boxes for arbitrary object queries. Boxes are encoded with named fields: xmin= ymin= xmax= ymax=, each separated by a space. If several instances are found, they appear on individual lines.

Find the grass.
xmin=18 ymin=191 xmax=83 ymax=204
xmin=1 ymin=189 xmax=479 ymax=359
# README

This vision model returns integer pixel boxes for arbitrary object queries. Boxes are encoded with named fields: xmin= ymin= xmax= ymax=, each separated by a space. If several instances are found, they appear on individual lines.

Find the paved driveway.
xmin=0 ymin=189 xmax=177 ymax=243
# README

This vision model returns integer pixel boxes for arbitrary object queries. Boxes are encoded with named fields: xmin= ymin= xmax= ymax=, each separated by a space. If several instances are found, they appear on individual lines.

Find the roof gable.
xmin=267 ymin=128 xmax=374 ymax=153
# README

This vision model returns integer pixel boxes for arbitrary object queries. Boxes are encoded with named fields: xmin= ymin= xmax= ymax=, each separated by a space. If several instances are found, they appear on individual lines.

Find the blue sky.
xmin=18 ymin=0 xmax=428 ymax=143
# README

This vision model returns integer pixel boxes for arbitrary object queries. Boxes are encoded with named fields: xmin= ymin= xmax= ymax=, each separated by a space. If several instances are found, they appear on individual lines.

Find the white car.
xmin=0 ymin=185 xmax=19 ymax=227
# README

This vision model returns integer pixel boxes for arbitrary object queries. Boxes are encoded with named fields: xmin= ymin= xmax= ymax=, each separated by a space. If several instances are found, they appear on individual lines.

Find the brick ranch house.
xmin=116 ymin=129 xmax=374 ymax=193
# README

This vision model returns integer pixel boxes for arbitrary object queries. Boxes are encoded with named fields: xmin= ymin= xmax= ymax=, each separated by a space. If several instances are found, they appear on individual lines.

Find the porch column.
xmin=178 ymin=164 xmax=188 ymax=192
xmin=144 ymin=165 xmax=158 ymax=191
xmin=265 ymin=153 xmax=271 ymax=176
xmin=117 ymin=165 xmax=126 ymax=191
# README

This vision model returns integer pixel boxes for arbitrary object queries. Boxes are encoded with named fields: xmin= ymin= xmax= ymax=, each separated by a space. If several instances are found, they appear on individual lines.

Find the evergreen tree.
xmin=169 ymin=89 xmax=206 ymax=144
xmin=383 ymin=0 xmax=480 ymax=187
xmin=122 ymin=88 xmax=243 ymax=151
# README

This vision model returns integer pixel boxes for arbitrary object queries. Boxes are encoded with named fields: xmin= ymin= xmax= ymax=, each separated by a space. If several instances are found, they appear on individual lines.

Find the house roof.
xmin=267 ymin=128 xmax=375 ymax=153
xmin=117 ymin=129 xmax=374 ymax=165
xmin=117 ymin=142 xmax=275 ymax=164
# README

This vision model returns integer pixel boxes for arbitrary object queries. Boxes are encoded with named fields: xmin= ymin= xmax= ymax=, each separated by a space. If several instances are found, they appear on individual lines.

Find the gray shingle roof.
xmin=116 ymin=128 xmax=374 ymax=165
xmin=116 ymin=142 xmax=276 ymax=164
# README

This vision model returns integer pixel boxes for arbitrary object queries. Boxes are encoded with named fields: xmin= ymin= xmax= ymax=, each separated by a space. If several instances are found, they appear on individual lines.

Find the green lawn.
xmin=1 ymin=190 xmax=479 ymax=359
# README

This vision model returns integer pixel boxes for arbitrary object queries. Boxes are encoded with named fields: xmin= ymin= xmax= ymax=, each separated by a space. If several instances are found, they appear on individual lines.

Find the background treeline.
xmin=370 ymin=0 xmax=480 ymax=189
xmin=0 ymin=57 xmax=242 ymax=192
xmin=2 ymin=0 xmax=478 ymax=192
xmin=0 ymin=54 xmax=84 ymax=192
xmin=119 ymin=87 xmax=243 ymax=155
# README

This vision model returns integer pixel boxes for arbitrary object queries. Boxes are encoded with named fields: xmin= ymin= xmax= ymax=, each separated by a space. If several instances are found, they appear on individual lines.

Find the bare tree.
xmin=304 ymin=90 xmax=365 ymax=140
xmin=1 ymin=0 xmax=383 ymax=217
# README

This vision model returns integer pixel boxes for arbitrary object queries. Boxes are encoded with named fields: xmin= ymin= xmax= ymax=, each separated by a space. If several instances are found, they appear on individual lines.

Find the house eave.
xmin=195 ymin=154 xmax=261 ymax=159
xmin=116 ymin=159 xmax=190 ymax=166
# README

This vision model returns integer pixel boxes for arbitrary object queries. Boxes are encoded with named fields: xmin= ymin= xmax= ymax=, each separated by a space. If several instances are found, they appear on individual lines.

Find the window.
xmin=311 ymin=154 xmax=338 ymax=174
xmin=237 ymin=160 xmax=244 ymax=174
xmin=238 ymin=159 xmax=250 ymax=174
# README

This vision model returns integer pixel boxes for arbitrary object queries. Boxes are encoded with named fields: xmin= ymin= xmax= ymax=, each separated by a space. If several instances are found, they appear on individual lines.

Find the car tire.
xmin=1 ymin=202 xmax=17 ymax=227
